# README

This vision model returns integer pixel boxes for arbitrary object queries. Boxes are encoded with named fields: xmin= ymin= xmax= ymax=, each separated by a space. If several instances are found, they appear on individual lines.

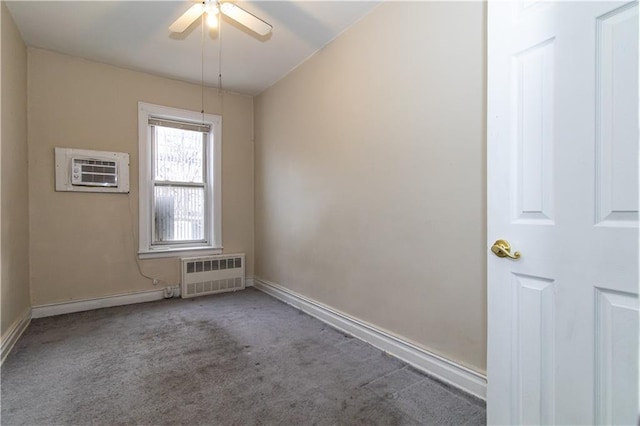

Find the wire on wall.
xmin=127 ymin=193 xmax=166 ymax=286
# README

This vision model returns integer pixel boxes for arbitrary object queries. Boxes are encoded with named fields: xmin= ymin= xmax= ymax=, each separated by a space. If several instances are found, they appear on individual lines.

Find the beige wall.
xmin=28 ymin=49 xmax=254 ymax=305
xmin=1 ymin=3 xmax=31 ymax=337
xmin=254 ymin=2 xmax=487 ymax=372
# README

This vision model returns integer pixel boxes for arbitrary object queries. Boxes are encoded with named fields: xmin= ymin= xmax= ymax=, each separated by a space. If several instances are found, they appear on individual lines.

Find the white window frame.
xmin=138 ymin=102 xmax=222 ymax=259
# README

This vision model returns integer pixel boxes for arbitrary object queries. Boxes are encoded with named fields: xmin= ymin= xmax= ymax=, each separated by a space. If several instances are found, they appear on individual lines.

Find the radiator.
xmin=181 ymin=254 xmax=245 ymax=298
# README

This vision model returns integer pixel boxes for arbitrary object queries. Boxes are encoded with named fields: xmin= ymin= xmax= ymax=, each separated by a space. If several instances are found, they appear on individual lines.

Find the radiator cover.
xmin=181 ymin=254 xmax=245 ymax=298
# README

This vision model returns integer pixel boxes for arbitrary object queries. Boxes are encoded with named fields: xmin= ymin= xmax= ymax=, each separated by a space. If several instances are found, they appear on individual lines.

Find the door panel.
xmin=511 ymin=273 xmax=556 ymax=425
xmin=595 ymin=3 xmax=639 ymax=226
xmin=512 ymin=39 xmax=555 ymax=224
xmin=595 ymin=289 xmax=639 ymax=425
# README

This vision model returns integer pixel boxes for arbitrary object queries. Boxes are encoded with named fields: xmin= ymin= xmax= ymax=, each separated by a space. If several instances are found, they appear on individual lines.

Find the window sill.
xmin=138 ymin=247 xmax=223 ymax=260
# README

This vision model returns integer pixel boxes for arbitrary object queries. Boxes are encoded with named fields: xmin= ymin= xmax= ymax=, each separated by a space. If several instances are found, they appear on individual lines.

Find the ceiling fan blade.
xmin=220 ymin=2 xmax=272 ymax=36
xmin=169 ymin=3 xmax=205 ymax=33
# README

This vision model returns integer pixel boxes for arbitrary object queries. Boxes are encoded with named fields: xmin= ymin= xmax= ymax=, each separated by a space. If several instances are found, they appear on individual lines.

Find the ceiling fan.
xmin=169 ymin=1 xmax=272 ymax=36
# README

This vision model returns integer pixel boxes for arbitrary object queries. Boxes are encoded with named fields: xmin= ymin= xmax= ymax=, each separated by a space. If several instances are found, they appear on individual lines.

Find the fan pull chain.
xmin=218 ymin=1 xmax=223 ymax=96
xmin=200 ymin=2 xmax=205 ymax=122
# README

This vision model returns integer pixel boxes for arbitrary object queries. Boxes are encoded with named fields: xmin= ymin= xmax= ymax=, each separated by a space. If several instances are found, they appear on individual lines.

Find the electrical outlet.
xmin=163 ymin=286 xmax=174 ymax=298
xmin=152 ymin=279 xmax=159 ymax=285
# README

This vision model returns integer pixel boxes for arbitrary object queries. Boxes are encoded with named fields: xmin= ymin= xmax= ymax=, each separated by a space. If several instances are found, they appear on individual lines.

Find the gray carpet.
xmin=1 ymin=288 xmax=485 ymax=425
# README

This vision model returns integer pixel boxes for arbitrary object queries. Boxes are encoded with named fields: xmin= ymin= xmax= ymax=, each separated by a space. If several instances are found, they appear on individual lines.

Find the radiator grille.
xmin=181 ymin=254 xmax=245 ymax=298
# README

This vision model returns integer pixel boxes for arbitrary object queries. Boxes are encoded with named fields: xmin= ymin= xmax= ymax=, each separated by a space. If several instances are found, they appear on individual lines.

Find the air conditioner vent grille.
xmin=72 ymin=157 xmax=118 ymax=187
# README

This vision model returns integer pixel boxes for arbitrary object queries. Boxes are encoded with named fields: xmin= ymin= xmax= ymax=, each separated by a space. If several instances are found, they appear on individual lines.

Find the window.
xmin=138 ymin=102 xmax=221 ymax=258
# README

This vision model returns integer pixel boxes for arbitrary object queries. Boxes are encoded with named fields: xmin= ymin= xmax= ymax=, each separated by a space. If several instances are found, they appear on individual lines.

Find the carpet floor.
xmin=1 ymin=288 xmax=485 ymax=425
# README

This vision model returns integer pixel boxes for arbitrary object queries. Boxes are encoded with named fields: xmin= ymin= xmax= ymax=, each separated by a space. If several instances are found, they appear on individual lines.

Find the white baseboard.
xmin=1 ymin=307 xmax=32 ymax=365
xmin=32 ymin=289 xmax=167 ymax=319
xmin=253 ymin=277 xmax=487 ymax=400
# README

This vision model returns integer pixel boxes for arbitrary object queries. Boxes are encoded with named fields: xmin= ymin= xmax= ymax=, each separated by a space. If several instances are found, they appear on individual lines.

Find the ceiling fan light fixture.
xmin=206 ymin=6 xmax=219 ymax=28
xmin=220 ymin=2 xmax=272 ymax=36
xmin=168 ymin=0 xmax=273 ymax=36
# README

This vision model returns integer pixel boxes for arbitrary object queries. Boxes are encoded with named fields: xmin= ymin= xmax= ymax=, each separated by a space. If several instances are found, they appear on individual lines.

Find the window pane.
xmin=154 ymin=186 xmax=205 ymax=242
xmin=154 ymin=126 xmax=204 ymax=183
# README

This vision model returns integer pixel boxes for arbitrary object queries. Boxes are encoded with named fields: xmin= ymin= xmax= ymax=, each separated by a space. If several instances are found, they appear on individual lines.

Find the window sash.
xmin=150 ymin=124 xmax=210 ymax=246
xmin=152 ymin=125 xmax=207 ymax=184
xmin=152 ymin=184 xmax=207 ymax=245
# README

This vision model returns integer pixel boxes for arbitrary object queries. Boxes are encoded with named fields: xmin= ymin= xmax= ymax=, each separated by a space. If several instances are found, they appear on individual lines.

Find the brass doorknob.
xmin=491 ymin=239 xmax=521 ymax=260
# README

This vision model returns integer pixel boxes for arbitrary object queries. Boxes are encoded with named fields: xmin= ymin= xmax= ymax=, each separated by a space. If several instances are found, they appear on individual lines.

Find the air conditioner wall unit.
xmin=55 ymin=147 xmax=130 ymax=193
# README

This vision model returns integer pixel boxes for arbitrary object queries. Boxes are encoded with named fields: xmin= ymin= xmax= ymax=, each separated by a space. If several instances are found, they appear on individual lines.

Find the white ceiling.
xmin=6 ymin=1 xmax=380 ymax=95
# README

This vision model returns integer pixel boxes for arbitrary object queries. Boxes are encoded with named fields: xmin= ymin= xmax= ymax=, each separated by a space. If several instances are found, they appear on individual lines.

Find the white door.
xmin=487 ymin=1 xmax=639 ymax=425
